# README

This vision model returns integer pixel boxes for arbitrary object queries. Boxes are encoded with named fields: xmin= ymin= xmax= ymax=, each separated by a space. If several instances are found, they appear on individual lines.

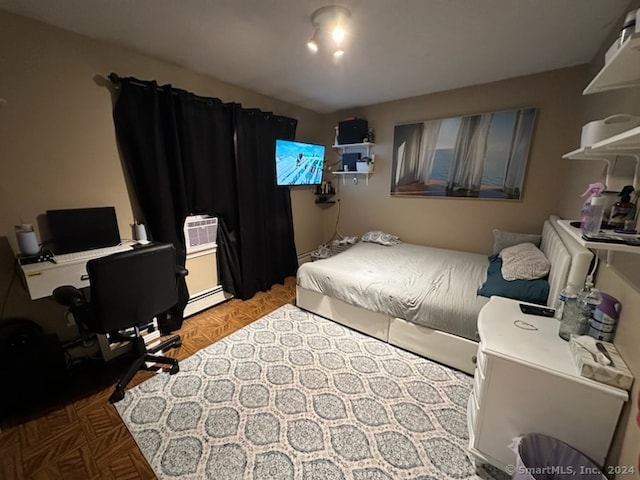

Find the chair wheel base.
xmin=169 ymin=363 xmax=179 ymax=374
xmin=109 ymin=389 xmax=125 ymax=403
xmin=173 ymin=339 xmax=182 ymax=349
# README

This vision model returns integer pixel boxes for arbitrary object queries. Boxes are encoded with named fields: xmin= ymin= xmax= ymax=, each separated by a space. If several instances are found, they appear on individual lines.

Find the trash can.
xmin=509 ymin=434 xmax=606 ymax=480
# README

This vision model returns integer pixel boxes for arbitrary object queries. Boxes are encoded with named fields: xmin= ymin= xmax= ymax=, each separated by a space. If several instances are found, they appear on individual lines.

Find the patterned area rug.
xmin=116 ymin=304 xmax=503 ymax=479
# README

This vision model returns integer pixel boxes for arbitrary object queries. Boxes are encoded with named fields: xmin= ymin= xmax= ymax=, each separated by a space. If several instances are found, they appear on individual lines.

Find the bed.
xmin=296 ymin=215 xmax=593 ymax=374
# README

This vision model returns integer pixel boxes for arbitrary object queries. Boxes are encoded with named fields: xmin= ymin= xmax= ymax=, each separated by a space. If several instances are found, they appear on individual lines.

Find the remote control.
xmin=519 ymin=303 xmax=555 ymax=317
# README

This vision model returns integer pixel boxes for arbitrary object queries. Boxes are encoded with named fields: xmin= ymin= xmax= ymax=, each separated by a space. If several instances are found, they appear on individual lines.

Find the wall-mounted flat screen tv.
xmin=275 ymin=139 xmax=325 ymax=186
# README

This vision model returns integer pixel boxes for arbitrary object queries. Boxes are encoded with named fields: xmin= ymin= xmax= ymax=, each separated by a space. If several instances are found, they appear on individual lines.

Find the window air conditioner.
xmin=183 ymin=215 xmax=218 ymax=254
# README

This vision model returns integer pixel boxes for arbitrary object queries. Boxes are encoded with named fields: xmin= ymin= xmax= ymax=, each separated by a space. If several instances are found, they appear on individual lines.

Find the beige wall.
xmin=323 ymin=67 xmax=587 ymax=253
xmin=0 ymin=10 xmax=324 ymax=340
xmin=2 ymin=7 xmax=639 ymax=472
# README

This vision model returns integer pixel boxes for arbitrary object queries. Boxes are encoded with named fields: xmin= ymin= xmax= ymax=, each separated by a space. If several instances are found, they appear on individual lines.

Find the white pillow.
xmin=500 ymin=242 xmax=550 ymax=281
xmin=361 ymin=230 xmax=401 ymax=246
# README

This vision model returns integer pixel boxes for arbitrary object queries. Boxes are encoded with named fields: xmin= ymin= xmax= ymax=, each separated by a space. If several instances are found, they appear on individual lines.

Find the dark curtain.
xmin=234 ymin=108 xmax=299 ymax=295
xmin=112 ymin=76 xmax=298 ymax=332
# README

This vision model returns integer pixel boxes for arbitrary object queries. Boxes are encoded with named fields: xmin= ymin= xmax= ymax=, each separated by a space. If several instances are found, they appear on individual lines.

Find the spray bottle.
xmin=609 ymin=185 xmax=635 ymax=229
xmin=581 ymin=182 xmax=607 ymax=236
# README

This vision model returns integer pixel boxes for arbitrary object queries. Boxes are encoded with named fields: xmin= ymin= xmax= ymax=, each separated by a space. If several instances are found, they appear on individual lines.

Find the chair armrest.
xmin=176 ymin=266 xmax=188 ymax=278
xmin=53 ymin=285 xmax=86 ymax=308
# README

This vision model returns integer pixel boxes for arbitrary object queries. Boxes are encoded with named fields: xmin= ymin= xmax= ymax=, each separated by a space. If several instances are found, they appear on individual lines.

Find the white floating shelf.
xmin=332 ymin=142 xmax=375 ymax=149
xmin=584 ymin=33 xmax=640 ymax=95
xmin=557 ymin=219 xmax=640 ymax=255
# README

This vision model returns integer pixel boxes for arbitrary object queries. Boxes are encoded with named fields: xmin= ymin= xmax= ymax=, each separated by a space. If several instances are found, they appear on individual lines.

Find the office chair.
xmin=53 ymin=243 xmax=187 ymax=403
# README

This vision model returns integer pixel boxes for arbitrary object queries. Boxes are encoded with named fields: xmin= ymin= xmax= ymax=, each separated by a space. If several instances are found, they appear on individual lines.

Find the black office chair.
xmin=53 ymin=243 xmax=187 ymax=403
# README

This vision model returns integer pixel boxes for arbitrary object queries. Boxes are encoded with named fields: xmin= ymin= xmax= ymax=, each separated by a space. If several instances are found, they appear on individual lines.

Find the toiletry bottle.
xmin=580 ymin=182 xmax=607 ymax=236
xmin=581 ymin=195 xmax=606 ymax=236
xmin=609 ymin=185 xmax=635 ymax=229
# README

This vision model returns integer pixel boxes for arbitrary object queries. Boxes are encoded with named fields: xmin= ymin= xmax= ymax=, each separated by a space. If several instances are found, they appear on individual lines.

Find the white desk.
xmin=19 ymin=241 xmax=137 ymax=300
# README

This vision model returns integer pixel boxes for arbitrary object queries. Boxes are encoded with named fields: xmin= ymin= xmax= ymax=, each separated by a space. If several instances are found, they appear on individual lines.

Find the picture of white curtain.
xmin=390 ymin=107 xmax=536 ymax=200
xmin=417 ymin=120 xmax=442 ymax=183
xmin=503 ymin=108 xmax=536 ymax=196
xmin=394 ymin=141 xmax=406 ymax=186
xmin=447 ymin=113 xmax=493 ymax=192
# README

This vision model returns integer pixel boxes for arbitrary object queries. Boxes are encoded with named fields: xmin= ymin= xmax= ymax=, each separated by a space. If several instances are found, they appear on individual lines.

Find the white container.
xmin=356 ymin=161 xmax=373 ymax=173
xmin=619 ymin=9 xmax=638 ymax=46
xmin=580 ymin=114 xmax=640 ymax=147
xmin=15 ymin=224 xmax=40 ymax=255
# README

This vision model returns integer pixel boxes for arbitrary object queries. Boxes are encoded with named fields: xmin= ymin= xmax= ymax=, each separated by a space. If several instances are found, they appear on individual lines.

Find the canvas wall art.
xmin=390 ymin=107 xmax=537 ymax=200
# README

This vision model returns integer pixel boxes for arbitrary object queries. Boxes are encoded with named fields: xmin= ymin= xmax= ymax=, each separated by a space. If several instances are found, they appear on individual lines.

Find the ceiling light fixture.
xmin=307 ymin=5 xmax=351 ymax=59
xmin=307 ymin=28 xmax=319 ymax=53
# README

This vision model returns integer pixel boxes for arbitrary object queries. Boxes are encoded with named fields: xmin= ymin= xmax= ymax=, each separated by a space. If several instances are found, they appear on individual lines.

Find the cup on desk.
xmin=132 ymin=222 xmax=148 ymax=241
xmin=15 ymin=224 xmax=40 ymax=255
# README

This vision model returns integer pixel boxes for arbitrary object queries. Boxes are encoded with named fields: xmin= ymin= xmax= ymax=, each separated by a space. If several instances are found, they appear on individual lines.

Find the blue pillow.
xmin=477 ymin=255 xmax=549 ymax=305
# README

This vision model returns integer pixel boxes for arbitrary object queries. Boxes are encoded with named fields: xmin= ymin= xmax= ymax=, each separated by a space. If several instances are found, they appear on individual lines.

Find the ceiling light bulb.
xmin=307 ymin=29 xmax=319 ymax=53
xmin=332 ymin=26 xmax=345 ymax=43
xmin=333 ymin=48 xmax=345 ymax=58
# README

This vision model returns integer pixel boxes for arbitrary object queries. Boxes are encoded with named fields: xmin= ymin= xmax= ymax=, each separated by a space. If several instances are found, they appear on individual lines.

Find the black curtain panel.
xmin=112 ymin=75 xmax=298 ymax=320
xmin=112 ymin=79 xmax=190 ymax=333
xmin=234 ymin=108 xmax=299 ymax=297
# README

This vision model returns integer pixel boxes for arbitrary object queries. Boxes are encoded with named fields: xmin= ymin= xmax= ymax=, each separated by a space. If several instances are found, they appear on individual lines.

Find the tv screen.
xmin=275 ymin=139 xmax=325 ymax=186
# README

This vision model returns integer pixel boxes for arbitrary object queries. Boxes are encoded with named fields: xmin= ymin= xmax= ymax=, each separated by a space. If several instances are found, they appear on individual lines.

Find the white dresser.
xmin=468 ymin=296 xmax=628 ymax=470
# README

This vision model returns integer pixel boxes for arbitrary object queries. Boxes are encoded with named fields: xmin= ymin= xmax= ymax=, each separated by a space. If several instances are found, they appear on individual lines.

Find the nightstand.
xmin=468 ymin=296 xmax=628 ymax=471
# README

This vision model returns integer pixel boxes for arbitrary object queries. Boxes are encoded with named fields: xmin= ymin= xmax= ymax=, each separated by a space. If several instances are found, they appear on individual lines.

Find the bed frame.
xmin=296 ymin=215 xmax=593 ymax=374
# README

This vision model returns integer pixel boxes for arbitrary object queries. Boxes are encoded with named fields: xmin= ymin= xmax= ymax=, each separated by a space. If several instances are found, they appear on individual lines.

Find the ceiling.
xmin=0 ymin=0 xmax=633 ymax=113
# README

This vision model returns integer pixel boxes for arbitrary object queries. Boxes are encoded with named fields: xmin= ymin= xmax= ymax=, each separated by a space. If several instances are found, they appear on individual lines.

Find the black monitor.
xmin=47 ymin=207 xmax=121 ymax=254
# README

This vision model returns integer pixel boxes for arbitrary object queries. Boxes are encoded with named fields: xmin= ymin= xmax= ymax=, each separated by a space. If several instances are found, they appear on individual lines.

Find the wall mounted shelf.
xmin=562 ymin=127 xmax=640 ymax=187
xmin=557 ymin=219 xmax=640 ymax=265
xmin=583 ymin=33 xmax=640 ymax=95
xmin=332 ymin=170 xmax=374 ymax=185
xmin=331 ymin=141 xmax=375 ymax=185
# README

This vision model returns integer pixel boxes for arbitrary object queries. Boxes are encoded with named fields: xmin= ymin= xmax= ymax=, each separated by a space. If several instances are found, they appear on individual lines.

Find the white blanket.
xmin=297 ymin=242 xmax=490 ymax=341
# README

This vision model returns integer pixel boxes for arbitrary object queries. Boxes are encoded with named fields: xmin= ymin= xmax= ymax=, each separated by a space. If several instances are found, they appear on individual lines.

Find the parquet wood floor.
xmin=0 ymin=277 xmax=297 ymax=480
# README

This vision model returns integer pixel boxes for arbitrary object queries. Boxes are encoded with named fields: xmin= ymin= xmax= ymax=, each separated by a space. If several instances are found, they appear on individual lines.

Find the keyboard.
xmin=52 ymin=244 xmax=134 ymax=264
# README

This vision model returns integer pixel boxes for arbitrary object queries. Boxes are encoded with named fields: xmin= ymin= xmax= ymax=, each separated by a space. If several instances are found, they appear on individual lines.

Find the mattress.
xmin=297 ymin=242 xmax=490 ymax=341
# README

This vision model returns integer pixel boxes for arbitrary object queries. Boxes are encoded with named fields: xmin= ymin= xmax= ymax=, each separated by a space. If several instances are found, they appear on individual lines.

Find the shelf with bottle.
xmin=314 ymin=181 xmax=336 ymax=205
xmin=315 ymin=193 xmax=336 ymax=205
xmin=557 ymin=219 xmax=640 ymax=258
xmin=583 ymin=33 xmax=640 ymax=95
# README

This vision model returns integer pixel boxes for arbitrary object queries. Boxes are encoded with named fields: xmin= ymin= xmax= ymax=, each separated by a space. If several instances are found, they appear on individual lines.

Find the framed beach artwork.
xmin=390 ymin=107 xmax=537 ymax=200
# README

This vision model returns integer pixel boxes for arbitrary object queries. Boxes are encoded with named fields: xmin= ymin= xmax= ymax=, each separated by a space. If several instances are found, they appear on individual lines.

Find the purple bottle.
xmin=589 ymin=292 xmax=621 ymax=342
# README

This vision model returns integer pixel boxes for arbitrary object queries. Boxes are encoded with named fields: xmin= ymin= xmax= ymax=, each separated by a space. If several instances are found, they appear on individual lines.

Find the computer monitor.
xmin=47 ymin=207 xmax=121 ymax=254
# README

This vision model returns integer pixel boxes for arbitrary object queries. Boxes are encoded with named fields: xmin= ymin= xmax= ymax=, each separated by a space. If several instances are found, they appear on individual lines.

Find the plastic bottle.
xmin=581 ymin=195 xmax=606 ymax=236
xmin=558 ymin=286 xmax=580 ymax=340
xmin=555 ymin=283 xmax=577 ymax=320
xmin=609 ymin=185 xmax=635 ymax=229
xmin=559 ymin=278 xmax=601 ymax=341
xmin=580 ymin=283 xmax=602 ymax=325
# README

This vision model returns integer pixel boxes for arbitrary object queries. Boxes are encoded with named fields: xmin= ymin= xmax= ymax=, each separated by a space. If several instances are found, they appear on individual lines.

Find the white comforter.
xmin=297 ymin=242 xmax=490 ymax=340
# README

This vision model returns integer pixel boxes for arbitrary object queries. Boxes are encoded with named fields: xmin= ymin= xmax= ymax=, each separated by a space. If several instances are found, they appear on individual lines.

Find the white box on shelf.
xmin=356 ymin=161 xmax=374 ymax=173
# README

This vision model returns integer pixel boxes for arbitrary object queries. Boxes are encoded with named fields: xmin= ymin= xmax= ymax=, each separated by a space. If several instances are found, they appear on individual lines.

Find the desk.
xmin=19 ymin=241 xmax=138 ymax=300
xmin=20 ymin=241 xmax=231 ymax=313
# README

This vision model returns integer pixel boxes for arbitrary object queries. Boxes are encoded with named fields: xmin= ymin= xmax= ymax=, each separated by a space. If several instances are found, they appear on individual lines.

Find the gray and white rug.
xmin=116 ymin=304 xmax=502 ymax=479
